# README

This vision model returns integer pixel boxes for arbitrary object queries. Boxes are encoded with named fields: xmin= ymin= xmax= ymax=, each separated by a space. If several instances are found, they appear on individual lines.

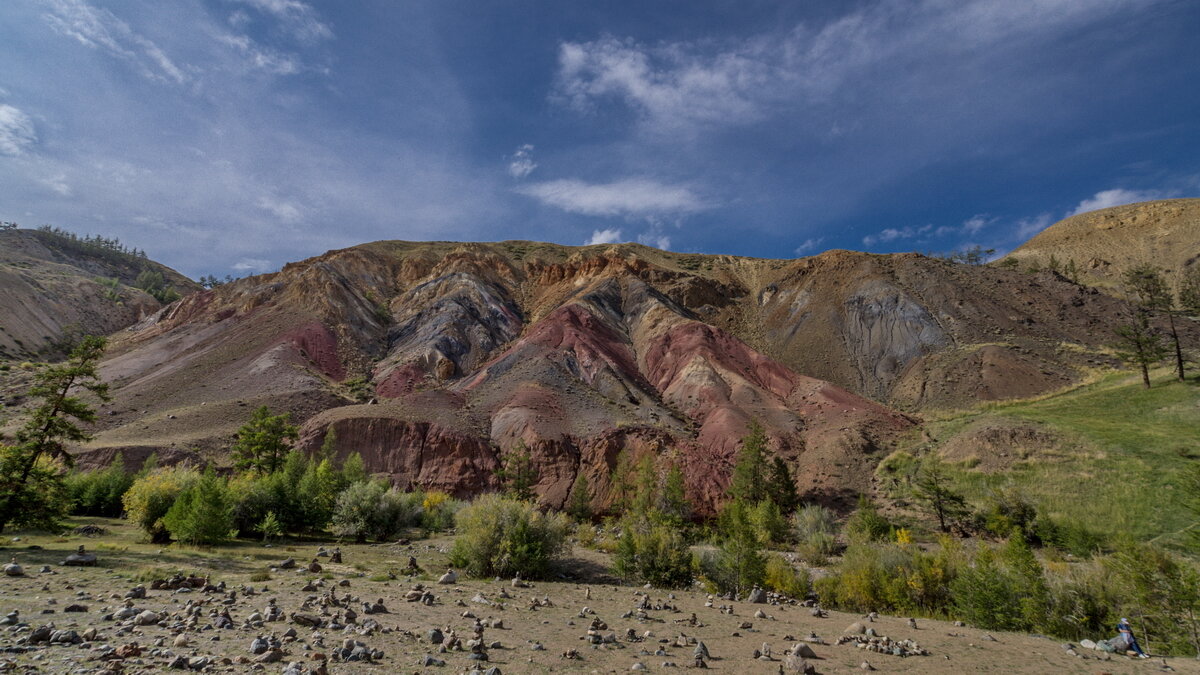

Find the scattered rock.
xmin=62 ymin=545 xmax=97 ymax=567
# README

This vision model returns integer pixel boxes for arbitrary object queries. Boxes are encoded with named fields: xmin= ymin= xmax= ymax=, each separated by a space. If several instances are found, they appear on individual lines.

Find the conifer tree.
xmin=230 ymin=406 xmax=298 ymax=474
xmin=566 ymin=472 xmax=592 ymax=523
xmin=1114 ymin=308 xmax=1168 ymax=388
xmin=911 ymin=458 xmax=968 ymax=533
xmin=1124 ymin=265 xmax=1185 ymax=381
xmin=0 ymin=336 xmax=108 ymax=533
xmin=729 ymin=421 xmax=768 ymax=504
xmin=765 ymin=456 xmax=800 ymax=514
xmin=495 ymin=442 xmax=538 ymax=501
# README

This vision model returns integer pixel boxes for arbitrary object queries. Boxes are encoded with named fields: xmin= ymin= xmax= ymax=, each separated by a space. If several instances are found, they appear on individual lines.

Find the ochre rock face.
xmin=73 ymin=238 xmax=1196 ymax=512
xmin=294 ymin=410 xmax=499 ymax=498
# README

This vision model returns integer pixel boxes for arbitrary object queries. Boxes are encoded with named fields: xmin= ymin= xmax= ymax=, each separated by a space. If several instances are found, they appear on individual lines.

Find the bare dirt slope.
xmin=1004 ymin=198 xmax=1200 ymax=289
xmin=0 ymin=229 xmax=198 ymax=359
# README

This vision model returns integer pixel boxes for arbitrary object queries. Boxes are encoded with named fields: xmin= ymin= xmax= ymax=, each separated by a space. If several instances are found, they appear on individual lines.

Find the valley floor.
xmin=1 ymin=518 xmax=1194 ymax=674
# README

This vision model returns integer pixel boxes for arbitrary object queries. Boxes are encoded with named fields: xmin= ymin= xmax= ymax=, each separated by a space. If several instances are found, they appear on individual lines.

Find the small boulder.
xmin=62 ymin=545 xmax=97 ymax=567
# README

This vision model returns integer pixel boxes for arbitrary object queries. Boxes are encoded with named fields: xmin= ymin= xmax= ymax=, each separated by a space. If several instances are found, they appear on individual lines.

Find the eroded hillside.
xmin=69 ymin=236 xmax=1194 ymax=514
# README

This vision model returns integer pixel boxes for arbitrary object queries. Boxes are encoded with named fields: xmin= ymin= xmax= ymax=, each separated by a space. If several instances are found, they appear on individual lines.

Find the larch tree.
xmin=0 ymin=336 xmax=109 ymax=533
xmin=1124 ymin=265 xmax=1185 ymax=381
xmin=229 ymin=406 xmax=298 ymax=474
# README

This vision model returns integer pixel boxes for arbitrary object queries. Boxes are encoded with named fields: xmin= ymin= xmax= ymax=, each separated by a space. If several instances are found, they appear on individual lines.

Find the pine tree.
xmin=765 ymin=456 xmax=800 ymax=514
xmin=716 ymin=500 xmax=767 ymax=598
xmin=660 ymin=462 xmax=691 ymax=526
xmin=1002 ymin=534 xmax=1049 ymax=631
xmin=729 ymin=421 xmax=768 ymax=503
xmin=566 ymin=472 xmax=592 ymax=523
xmin=911 ymin=458 xmax=968 ymax=533
xmin=495 ymin=442 xmax=538 ymax=501
xmin=162 ymin=468 xmax=233 ymax=545
xmin=630 ymin=454 xmax=657 ymax=519
xmin=1113 ymin=308 xmax=1169 ymax=388
xmin=230 ymin=406 xmax=298 ymax=474
xmin=1181 ymin=266 xmax=1200 ymax=317
xmin=0 ymin=336 xmax=109 ymax=533
xmin=1124 ymin=265 xmax=1186 ymax=381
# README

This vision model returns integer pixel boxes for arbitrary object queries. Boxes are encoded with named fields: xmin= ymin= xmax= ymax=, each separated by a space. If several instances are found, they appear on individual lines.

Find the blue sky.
xmin=0 ymin=0 xmax=1197 ymax=278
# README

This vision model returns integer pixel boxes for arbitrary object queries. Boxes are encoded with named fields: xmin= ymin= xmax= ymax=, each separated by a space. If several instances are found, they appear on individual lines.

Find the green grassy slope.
xmin=887 ymin=369 xmax=1200 ymax=548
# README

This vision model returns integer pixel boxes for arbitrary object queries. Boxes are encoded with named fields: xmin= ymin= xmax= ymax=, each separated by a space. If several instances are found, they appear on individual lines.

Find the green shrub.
xmin=764 ymin=554 xmax=810 ymax=598
xmin=794 ymin=504 xmax=839 ymax=564
xmin=65 ymin=456 xmax=134 ymax=517
xmin=613 ymin=521 xmax=694 ymax=588
xmin=448 ymin=494 xmax=570 ymax=579
xmin=258 ymin=511 xmax=283 ymax=542
xmin=950 ymin=546 xmax=1028 ymax=630
xmin=749 ymin=499 xmax=790 ymax=547
xmin=161 ymin=468 xmax=234 ymax=545
xmin=846 ymin=494 xmax=894 ymax=542
xmin=123 ymin=466 xmax=199 ymax=543
xmin=1035 ymin=516 xmax=1106 ymax=558
xmin=816 ymin=538 xmax=960 ymax=615
xmin=977 ymin=487 xmax=1039 ymax=540
xmin=330 ymin=481 xmax=419 ymax=543
xmin=229 ymin=451 xmax=355 ymax=536
xmin=700 ymin=500 xmax=766 ymax=598
xmin=419 ymin=491 xmax=463 ymax=533
xmin=1041 ymin=560 xmax=1119 ymax=641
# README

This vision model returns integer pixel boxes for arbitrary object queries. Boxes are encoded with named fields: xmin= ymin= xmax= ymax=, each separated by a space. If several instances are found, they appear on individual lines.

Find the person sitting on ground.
xmin=1117 ymin=617 xmax=1150 ymax=658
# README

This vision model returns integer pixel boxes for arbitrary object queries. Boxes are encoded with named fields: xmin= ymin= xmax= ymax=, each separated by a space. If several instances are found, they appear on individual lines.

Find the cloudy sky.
xmin=1 ymin=0 xmax=1197 ymax=278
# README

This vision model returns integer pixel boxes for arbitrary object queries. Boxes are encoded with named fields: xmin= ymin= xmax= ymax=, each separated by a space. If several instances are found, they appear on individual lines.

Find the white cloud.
xmin=1014 ymin=212 xmax=1055 ymax=240
xmin=961 ymin=214 xmax=993 ymax=235
xmin=586 ymin=228 xmax=623 ymax=245
xmin=41 ymin=174 xmax=72 ymax=196
xmin=555 ymin=37 xmax=768 ymax=130
xmin=42 ymin=0 xmax=187 ymax=84
xmin=507 ymin=144 xmax=537 ymax=179
xmin=637 ymin=232 xmax=671 ymax=250
xmin=554 ymin=1 xmax=1159 ymax=135
xmin=229 ymin=0 xmax=332 ymax=42
xmin=0 ymin=105 xmax=37 ymax=156
xmin=1069 ymin=188 xmax=1162 ymax=216
xmin=256 ymin=195 xmax=302 ymax=223
xmin=793 ymin=237 xmax=824 ymax=255
xmin=232 ymin=257 xmax=272 ymax=273
xmin=517 ymin=178 xmax=707 ymax=217
xmin=216 ymin=32 xmax=301 ymax=75
xmin=861 ymin=224 xmax=931 ymax=247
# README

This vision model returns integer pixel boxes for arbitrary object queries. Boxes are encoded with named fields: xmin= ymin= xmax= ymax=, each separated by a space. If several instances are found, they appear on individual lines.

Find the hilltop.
xmin=1004 ymin=198 xmax=1200 ymax=290
xmin=0 ymin=227 xmax=198 ymax=359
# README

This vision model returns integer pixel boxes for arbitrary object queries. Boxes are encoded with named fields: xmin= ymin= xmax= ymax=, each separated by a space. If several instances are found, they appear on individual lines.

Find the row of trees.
xmin=32 ymin=225 xmax=150 ymax=262
xmin=1114 ymin=264 xmax=1200 ymax=387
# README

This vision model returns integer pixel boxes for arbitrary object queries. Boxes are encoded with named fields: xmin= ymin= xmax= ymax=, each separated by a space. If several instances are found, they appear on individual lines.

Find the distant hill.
xmin=60 ymin=237 xmax=1191 ymax=515
xmin=0 ymin=227 xmax=199 ymax=359
xmin=1003 ymin=198 xmax=1200 ymax=290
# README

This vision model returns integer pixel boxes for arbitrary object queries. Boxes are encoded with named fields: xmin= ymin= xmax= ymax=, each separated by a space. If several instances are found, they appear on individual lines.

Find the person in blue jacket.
xmin=1117 ymin=617 xmax=1150 ymax=658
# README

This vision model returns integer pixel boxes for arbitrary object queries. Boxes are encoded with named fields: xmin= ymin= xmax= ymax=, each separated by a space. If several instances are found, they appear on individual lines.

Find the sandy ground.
xmin=0 ymin=520 xmax=1194 ymax=674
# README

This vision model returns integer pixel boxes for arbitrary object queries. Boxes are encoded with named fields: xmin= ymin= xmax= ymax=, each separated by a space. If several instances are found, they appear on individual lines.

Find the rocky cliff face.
xmin=71 ymin=235 xmax=1195 ymax=512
